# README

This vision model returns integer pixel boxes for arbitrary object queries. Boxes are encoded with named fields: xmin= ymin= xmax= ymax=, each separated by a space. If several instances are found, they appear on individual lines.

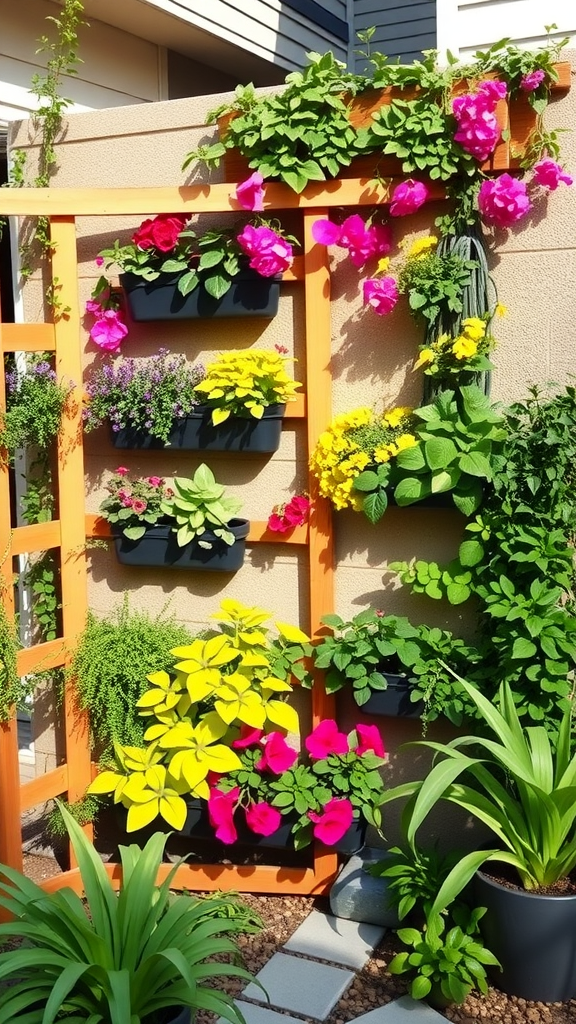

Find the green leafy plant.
xmin=99 ymin=468 xmax=174 ymax=542
xmin=1 ymin=354 xmax=72 ymax=462
xmin=46 ymin=794 xmax=100 ymax=838
xmin=0 ymin=804 xmax=257 ymax=1024
xmin=69 ymin=598 xmax=195 ymax=752
xmin=311 ymin=737 xmax=386 ymax=829
xmin=398 ymin=249 xmax=478 ymax=327
xmin=365 ymin=97 xmax=477 ymax=182
xmin=160 ymin=464 xmax=244 ymax=548
xmin=370 ymin=845 xmax=462 ymax=922
xmin=194 ymin=349 xmax=302 ymax=425
xmin=0 ymin=601 xmax=21 ymax=722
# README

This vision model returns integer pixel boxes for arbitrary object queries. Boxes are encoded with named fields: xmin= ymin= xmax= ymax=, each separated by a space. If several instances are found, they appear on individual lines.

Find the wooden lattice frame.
xmin=0 ymin=179 xmax=443 ymax=900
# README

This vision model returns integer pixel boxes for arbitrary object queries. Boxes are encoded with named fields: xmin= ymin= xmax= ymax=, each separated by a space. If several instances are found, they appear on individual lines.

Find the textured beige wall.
xmin=10 ymin=58 xmax=576 ymax=846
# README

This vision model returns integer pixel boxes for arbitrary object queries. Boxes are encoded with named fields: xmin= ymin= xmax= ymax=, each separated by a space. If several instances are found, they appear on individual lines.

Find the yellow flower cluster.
xmin=407 ymin=236 xmax=438 ymax=259
xmin=413 ymin=317 xmax=491 ymax=374
xmin=195 ymin=349 xmax=302 ymax=423
xmin=310 ymin=406 xmax=418 ymax=511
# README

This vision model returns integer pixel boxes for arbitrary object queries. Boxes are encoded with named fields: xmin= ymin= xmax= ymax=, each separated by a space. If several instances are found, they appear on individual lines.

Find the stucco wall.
xmin=9 ymin=58 xmax=576 ymax=845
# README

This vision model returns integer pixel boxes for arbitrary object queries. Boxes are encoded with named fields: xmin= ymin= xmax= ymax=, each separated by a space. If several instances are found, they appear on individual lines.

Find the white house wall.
xmin=437 ymin=0 xmax=576 ymax=59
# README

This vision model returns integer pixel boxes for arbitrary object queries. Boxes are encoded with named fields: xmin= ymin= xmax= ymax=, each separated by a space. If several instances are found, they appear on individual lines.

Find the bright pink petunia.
xmin=85 ymin=298 xmax=103 ymax=314
xmin=533 ymin=158 xmax=573 ymax=190
xmin=232 ymin=725 xmax=264 ymax=749
xmin=520 ymin=70 xmax=546 ymax=92
xmin=147 ymin=476 xmax=164 ymax=487
xmin=338 ymin=215 xmax=392 ymax=267
xmin=478 ymin=174 xmax=532 ymax=228
xmin=115 ymin=467 xmax=130 ymax=476
xmin=452 ymin=81 xmax=506 ymax=162
xmin=95 ymin=256 xmax=104 ymax=267
xmin=245 ymin=801 xmax=283 ymax=836
xmin=236 ymin=224 xmax=294 ymax=277
xmin=268 ymin=495 xmax=311 ymax=533
xmin=390 ymin=180 xmax=429 ymax=217
xmin=309 ymin=798 xmax=354 ymax=845
xmin=312 ymin=219 xmax=342 ymax=246
xmin=305 ymin=720 xmax=349 ymax=760
xmin=354 ymin=723 xmax=386 ymax=758
xmin=235 ymin=172 xmax=266 ymax=211
xmin=256 ymin=732 xmax=298 ymax=774
xmin=363 ymin=276 xmax=399 ymax=316
xmin=89 ymin=309 xmax=129 ymax=352
xmin=208 ymin=787 xmax=239 ymax=844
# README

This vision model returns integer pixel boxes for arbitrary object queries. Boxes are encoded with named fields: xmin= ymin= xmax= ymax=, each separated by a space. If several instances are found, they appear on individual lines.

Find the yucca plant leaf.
xmin=62 ymin=806 xmax=120 ymax=960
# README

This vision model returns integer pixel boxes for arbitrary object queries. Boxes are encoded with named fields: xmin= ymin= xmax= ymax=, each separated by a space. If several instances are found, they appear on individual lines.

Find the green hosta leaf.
xmin=362 ymin=489 xmax=388 ymax=524
xmin=453 ymin=483 xmax=483 ymax=516
xmin=123 ymin=526 xmax=147 ymax=541
xmin=459 ymin=451 xmax=493 ymax=479
xmin=396 ymin=445 xmax=425 ymax=471
xmin=394 ymin=477 xmax=431 ymax=506
xmin=424 ymin=437 xmax=458 ymax=470
xmin=177 ymin=270 xmax=199 ymax=296
xmin=511 ymin=637 xmax=537 ymax=660
xmin=199 ymin=249 xmax=225 ymax=270
xmin=354 ymin=470 xmax=381 ymax=492
xmin=431 ymin=467 xmax=461 ymax=494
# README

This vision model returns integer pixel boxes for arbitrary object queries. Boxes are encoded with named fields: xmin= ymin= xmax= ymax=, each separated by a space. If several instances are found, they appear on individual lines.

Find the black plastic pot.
xmin=115 ymin=798 xmax=209 ymax=842
xmin=151 ymin=1006 xmax=191 ymax=1024
xmin=361 ymin=674 xmax=424 ymax=718
xmin=475 ymin=869 xmax=576 ymax=1001
xmin=234 ymin=814 xmax=365 ymax=854
xmin=120 ymin=269 xmax=281 ymax=321
xmin=112 ymin=519 xmax=249 ymax=572
xmin=332 ymin=817 xmax=367 ymax=856
xmin=111 ymin=405 xmax=286 ymax=453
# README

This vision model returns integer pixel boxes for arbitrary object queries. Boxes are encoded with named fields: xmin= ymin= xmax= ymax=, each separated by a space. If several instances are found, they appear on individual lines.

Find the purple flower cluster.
xmin=452 ymin=79 xmax=507 ymax=163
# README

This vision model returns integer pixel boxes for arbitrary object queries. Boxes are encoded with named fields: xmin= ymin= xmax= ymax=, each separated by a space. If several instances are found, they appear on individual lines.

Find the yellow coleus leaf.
xmin=136 ymin=689 xmax=165 ymax=709
xmin=160 ymin=794 xmax=188 ymax=831
xmin=263 ymin=697 xmax=299 ymax=734
xmin=216 ymin=599 xmax=270 ymax=628
xmin=126 ymin=800 xmax=160 ymax=832
xmin=239 ymin=630 xmax=268 ymax=646
xmin=146 ymin=670 xmax=172 ymax=689
xmin=168 ymin=750 xmax=209 ymax=790
xmin=239 ymin=650 xmax=270 ymax=668
xmin=86 ymin=771 xmax=124 ymax=796
xmin=259 ymin=677 xmax=292 ymax=693
xmin=202 ymin=743 xmax=243 ymax=773
xmin=275 ymin=622 xmax=310 ymax=644
xmin=248 ymin=404 xmax=264 ymax=419
xmin=212 ymin=407 xmax=230 ymax=425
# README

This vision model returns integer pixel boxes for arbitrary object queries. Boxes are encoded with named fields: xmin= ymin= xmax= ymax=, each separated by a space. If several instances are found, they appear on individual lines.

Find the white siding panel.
xmin=438 ymin=0 xmax=576 ymax=58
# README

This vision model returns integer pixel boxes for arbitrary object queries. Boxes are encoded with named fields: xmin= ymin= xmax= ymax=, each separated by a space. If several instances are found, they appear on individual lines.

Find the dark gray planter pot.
xmin=112 ymin=519 xmax=249 ymax=572
xmin=475 ymin=869 xmax=576 ymax=1002
xmin=361 ymin=674 xmax=424 ymax=718
xmin=332 ymin=817 xmax=367 ymax=856
xmin=120 ymin=268 xmax=281 ymax=321
xmin=234 ymin=815 xmax=365 ymax=854
xmin=111 ymin=404 xmax=286 ymax=453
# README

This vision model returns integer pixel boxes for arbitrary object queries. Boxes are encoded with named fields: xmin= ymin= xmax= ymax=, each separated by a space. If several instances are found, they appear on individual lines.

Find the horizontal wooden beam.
xmin=20 ymin=765 xmax=69 ymax=812
xmin=11 ymin=521 xmax=60 ymax=556
xmin=0 ymin=179 xmax=445 ymax=217
xmin=86 ymin=514 xmax=309 ymax=546
xmin=17 ymin=638 xmax=69 ymax=676
xmin=0 ymin=324 xmax=56 ymax=352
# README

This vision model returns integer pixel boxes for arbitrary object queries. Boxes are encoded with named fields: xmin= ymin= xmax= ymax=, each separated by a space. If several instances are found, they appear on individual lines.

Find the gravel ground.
xmin=15 ymin=857 xmax=576 ymax=1024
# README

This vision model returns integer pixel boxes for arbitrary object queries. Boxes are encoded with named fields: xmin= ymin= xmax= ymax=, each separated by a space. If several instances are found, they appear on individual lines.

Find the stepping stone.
xmin=330 ymin=847 xmax=401 ymax=928
xmin=351 ymin=996 xmax=450 ymax=1023
xmin=284 ymin=908 xmax=385 ymax=969
xmin=242 ymin=951 xmax=354 ymax=1020
xmin=217 ymin=1002 xmax=304 ymax=1024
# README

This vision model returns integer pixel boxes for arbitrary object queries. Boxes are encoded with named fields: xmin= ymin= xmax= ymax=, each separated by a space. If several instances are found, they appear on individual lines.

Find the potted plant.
xmin=381 ymin=674 xmax=576 ymax=1002
xmin=90 ymin=212 xmax=295 ymax=323
xmin=0 ymin=804 xmax=257 ymax=1024
xmin=0 ymin=353 xmax=73 ymax=464
xmin=99 ymin=464 xmax=249 ymax=571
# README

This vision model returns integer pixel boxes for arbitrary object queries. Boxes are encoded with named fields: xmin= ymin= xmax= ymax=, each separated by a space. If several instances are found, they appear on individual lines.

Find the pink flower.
xmin=131 ymin=499 xmax=147 ymax=514
xmin=122 ymin=497 xmax=134 ymax=508
xmin=85 ymin=298 xmax=102 ymax=314
xmin=390 ymin=179 xmax=429 ymax=217
xmin=309 ymin=798 xmax=354 ymax=845
xmin=478 ymin=174 xmax=532 ymax=228
xmin=208 ymin=787 xmax=239 ymax=844
xmin=363 ymin=276 xmax=399 ymax=316
xmin=338 ymin=215 xmax=392 ymax=267
xmin=95 ymin=256 xmax=104 ymax=267
xmin=245 ymin=801 xmax=283 ymax=836
xmin=533 ymin=158 xmax=573 ymax=190
xmin=256 ymin=732 xmax=298 ymax=774
xmin=267 ymin=495 xmax=310 ymax=533
xmin=235 ymin=172 xmax=265 ymax=211
xmin=312 ymin=219 xmax=342 ymax=246
xmin=305 ymin=720 xmax=349 ymax=760
xmin=520 ymin=70 xmax=546 ymax=92
xmin=232 ymin=726 xmax=264 ymax=749
xmin=452 ymin=81 xmax=506 ymax=162
xmin=354 ymin=723 xmax=386 ymax=759
xmin=147 ymin=476 xmax=164 ymax=487
xmin=477 ymin=79 xmax=507 ymax=104
xmin=236 ymin=224 xmax=294 ymax=277
xmin=89 ymin=309 xmax=129 ymax=352
xmin=115 ymin=467 xmax=130 ymax=476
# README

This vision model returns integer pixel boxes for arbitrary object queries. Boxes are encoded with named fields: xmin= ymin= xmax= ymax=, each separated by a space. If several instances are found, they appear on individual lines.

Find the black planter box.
xmin=112 ymin=519 xmax=249 ymax=572
xmin=120 ymin=269 xmax=281 ymax=321
xmin=111 ymin=404 xmax=286 ymax=453
xmin=235 ymin=814 xmax=366 ymax=854
xmin=332 ymin=817 xmax=367 ymax=856
xmin=475 ymin=869 xmax=576 ymax=1002
xmin=361 ymin=673 xmax=424 ymax=718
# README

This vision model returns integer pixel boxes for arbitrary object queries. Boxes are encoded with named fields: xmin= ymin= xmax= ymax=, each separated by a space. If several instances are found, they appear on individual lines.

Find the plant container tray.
xmin=234 ymin=816 xmax=366 ymax=855
xmin=120 ymin=269 xmax=281 ymax=321
xmin=112 ymin=519 xmax=249 ymax=572
xmin=111 ymin=404 xmax=286 ymax=453
xmin=361 ymin=674 xmax=424 ymax=718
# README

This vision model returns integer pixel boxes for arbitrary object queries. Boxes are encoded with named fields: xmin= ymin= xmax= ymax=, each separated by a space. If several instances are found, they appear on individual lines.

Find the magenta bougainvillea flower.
xmin=520 ymin=69 xmax=546 ymax=92
xmin=389 ymin=179 xmax=429 ymax=217
xmin=452 ymin=80 xmax=507 ymax=162
xmin=235 ymin=172 xmax=266 ymax=211
xmin=533 ymin=158 xmax=573 ymax=190
xmin=89 ymin=308 xmax=129 ymax=352
xmin=236 ymin=224 xmax=294 ymax=276
xmin=256 ymin=732 xmax=298 ymax=774
xmin=305 ymin=719 xmax=349 ymax=760
xmin=478 ymin=173 xmax=532 ymax=228
xmin=208 ymin=786 xmax=239 ymax=844
xmin=245 ymin=801 xmax=283 ymax=836
xmin=354 ymin=723 xmax=386 ymax=759
xmin=363 ymin=276 xmax=399 ymax=316
xmin=312 ymin=215 xmax=392 ymax=267
xmin=309 ymin=797 xmax=354 ymax=845
xmin=268 ymin=495 xmax=311 ymax=533
xmin=132 ymin=213 xmax=188 ymax=253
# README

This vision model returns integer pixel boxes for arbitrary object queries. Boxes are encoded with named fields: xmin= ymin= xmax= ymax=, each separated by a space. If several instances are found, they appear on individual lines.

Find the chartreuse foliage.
xmin=194 ymin=349 xmax=302 ymax=424
xmin=160 ymin=463 xmax=243 ymax=548
xmin=0 ymin=804 xmax=257 ymax=1024
xmin=88 ymin=599 xmax=308 ymax=831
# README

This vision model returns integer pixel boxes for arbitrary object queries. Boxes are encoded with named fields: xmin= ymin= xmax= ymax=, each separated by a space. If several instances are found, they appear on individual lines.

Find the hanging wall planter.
xmin=119 ymin=268 xmax=281 ymax=322
xmin=111 ymin=519 xmax=249 ymax=572
xmin=362 ymin=673 xmax=424 ymax=718
xmin=111 ymin=404 xmax=286 ymax=453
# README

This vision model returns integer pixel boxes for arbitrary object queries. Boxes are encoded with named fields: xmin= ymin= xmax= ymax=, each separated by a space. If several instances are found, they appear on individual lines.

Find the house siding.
xmin=353 ymin=0 xmax=437 ymax=65
xmin=437 ymin=0 xmax=576 ymax=59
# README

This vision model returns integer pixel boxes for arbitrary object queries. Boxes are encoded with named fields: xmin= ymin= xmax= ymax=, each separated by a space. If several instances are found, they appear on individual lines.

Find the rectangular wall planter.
xmin=111 ymin=519 xmax=249 ymax=572
xmin=111 ymin=404 xmax=286 ymax=453
xmin=362 ymin=673 xmax=424 ymax=718
xmin=235 ymin=814 xmax=366 ymax=855
xmin=120 ymin=268 xmax=281 ymax=321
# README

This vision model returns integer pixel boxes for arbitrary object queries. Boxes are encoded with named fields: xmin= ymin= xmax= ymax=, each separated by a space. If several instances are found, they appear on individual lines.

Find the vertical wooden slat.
xmin=50 ymin=218 xmax=92 ymax=824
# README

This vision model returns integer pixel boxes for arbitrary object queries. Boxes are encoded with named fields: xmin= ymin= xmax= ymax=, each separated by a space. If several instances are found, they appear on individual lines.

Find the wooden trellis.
xmin=0 ymin=178 xmax=442 ymax=899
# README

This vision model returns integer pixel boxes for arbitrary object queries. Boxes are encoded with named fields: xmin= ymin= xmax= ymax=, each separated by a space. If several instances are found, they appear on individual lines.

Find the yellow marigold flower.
xmin=395 ymin=433 xmax=418 ymax=452
xmin=408 ymin=235 xmax=438 ymax=259
xmin=413 ymin=348 xmax=436 ymax=371
xmin=452 ymin=336 xmax=478 ymax=360
xmin=461 ymin=317 xmax=486 ymax=341
xmin=383 ymin=406 xmax=412 ymax=428
xmin=377 ymin=257 xmax=390 ymax=273
xmin=495 ymin=303 xmax=507 ymax=318
xmin=374 ymin=446 xmax=392 ymax=463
